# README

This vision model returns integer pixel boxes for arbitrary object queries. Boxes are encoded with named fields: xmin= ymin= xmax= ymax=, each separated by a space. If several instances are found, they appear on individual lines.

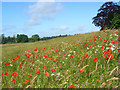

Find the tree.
xmin=32 ymin=34 xmax=40 ymax=42
xmin=92 ymin=1 xmax=120 ymax=30
xmin=1 ymin=34 xmax=6 ymax=44
xmin=110 ymin=13 xmax=120 ymax=29
xmin=17 ymin=34 xmax=28 ymax=43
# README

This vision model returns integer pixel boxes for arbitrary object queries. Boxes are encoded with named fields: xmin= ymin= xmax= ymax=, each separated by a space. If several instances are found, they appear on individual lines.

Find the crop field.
xmin=1 ymin=30 xmax=120 ymax=88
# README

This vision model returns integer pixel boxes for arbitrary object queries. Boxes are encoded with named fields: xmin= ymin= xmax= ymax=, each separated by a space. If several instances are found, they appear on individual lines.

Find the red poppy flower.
xmin=50 ymin=56 xmax=53 ymax=59
xmin=31 ymin=59 xmax=33 ymax=62
xmin=16 ymin=55 xmax=19 ymax=58
xmin=115 ymin=31 xmax=118 ymax=34
xmin=27 ymin=50 xmax=30 ymax=52
xmin=105 ymin=58 xmax=108 ymax=60
xmin=103 ymin=30 xmax=106 ymax=32
xmin=34 ymin=48 xmax=38 ymax=51
xmin=99 ymin=37 xmax=101 ymax=39
xmin=101 ymin=45 xmax=104 ymax=49
xmin=97 ymin=79 xmax=100 ymax=82
xmin=119 ymin=38 xmax=120 ymax=41
xmin=94 ymin=58 xmax=98 ymax=62
xmin=108 ymin=54 xmax=113 ymax=59
xmin=11 ymin=72 xmax=18 ymax=77
xmin=70 ymin=84 xmax=75 ymax=88
xmin=89 ymin=40 xmax=91 ymax=42
xmin=22 ymin=60 xmax=25 ymax=63
xmin=118 ymin=49 xmax=120 ymax=52
xmin=11 ymin=58 xmax=16 ymax=61
xmin=43 ymin=66 xmax=47 ymax=70
xmin=54 ymin=59 xmax=57 ymax=62
xmin=103 ymin=51 xmax=107 ymax=55
xmin=12 ymin=79 xmax=16 ymax=83
xmin=0 ymin=74 xmax=4 ymax=76
xmin=28 ymin=73 xmax=32 ymax=77
xmin=19 ymin=64 xmax=22 ymax=67
xmin=68 ymin=48 xmax=71 ymax=51
xmin=51 ymin=69 xmax=55 ymax=72
xmin=44 ymin=48 xmax=46 ymax=50
xmin=35 ymin=70 xmax=40 ymax=73
xmin=25 ymin=79 xmax=29 ymax=83
xmin=70 ymin=55 xmax=73 ymax=58
xmin=80 ymin=69 xmax=83 ymax=73
xmin=89 ymin=45 xmax=91 ymax=47
xmin=56 ymin=57 xmax=59 ymax=59
xmin=59 ymin=49 xmax=60 ymax=52
xmin=4 ymin=62 xmax=10 ymax=66
xmin=59 ymin=64 xmax=62 ymax=68
xmin=4 ymin=72 xmax=9 ymax=75
xmin=104 ymin=39 xmax=107 ymax=42
xmin=84 ymin=54 xmax=88 ymax=58
xmin=107 ymin=48 xmax=112 ymax=53
xmin=45 ymin=72 xmax=49 ymax=76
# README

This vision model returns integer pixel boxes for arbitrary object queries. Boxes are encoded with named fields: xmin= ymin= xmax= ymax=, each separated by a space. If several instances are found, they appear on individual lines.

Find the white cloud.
xmin=59 ymin=25 xmax=68 ymax=30
xmin=26 ymin=2 xmax=62 ymax=26
xmin=51 ymin=25 xmax=69 ymax=30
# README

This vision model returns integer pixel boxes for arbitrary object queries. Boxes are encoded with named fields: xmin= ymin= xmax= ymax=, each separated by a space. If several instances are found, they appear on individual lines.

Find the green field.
xmin=1 ymin=30 xmax=119 ymax=88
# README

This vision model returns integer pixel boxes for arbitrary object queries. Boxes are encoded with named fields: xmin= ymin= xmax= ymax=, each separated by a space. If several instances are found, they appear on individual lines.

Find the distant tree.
xmin=0 ymin=34 xmax=2 ymax=44
xmin=1 ymin=34 xmax=6 ymax=44
xmin=92 ymin=1 xmax=120 ymax=30
xmin=12 ymin=35 xmax=16 ymax=43
xmin=32 ymin=34 xmax=40 ymax=42
xmin=110 ymin=13 xmax=120 ymax=29
xmin=28 ymin=38 xmax=34 ymax=42
xmin=7 ymin=36 xmax=11 ymax=43
xmin=17 ymin=34 xmax=28 ymax=43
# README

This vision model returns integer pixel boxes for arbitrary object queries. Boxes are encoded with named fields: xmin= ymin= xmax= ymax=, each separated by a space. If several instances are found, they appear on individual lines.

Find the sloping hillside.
xmin=1 ymin=30 xmax=119 ymax=88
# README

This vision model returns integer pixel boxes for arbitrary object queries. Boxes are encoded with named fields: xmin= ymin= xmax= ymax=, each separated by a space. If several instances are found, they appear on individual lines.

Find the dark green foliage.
xmin=0 ymin=34 xmax=67 ymax=44
xmin=17 ymin=34 xmax=28 ymax=43
xmin=110 ymin=13 xmax=120 ymax=29
xmin=32 ymin=34 xmax=40 ymax=42
xmin=92 ymin=1 xmax=120 ymax=30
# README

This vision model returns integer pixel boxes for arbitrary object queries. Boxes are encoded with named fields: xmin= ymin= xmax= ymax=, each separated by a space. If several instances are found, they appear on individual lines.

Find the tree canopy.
xmin=92 ymin=1 xmax=120 ymax=30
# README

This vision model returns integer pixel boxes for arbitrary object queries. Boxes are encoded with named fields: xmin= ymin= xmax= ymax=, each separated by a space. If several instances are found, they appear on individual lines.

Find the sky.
xmin=2 ymin=1 xmax=119 ymax=38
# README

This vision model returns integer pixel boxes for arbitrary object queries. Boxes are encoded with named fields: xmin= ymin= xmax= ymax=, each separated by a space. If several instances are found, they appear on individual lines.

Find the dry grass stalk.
xmin=30 ymin=75 xmax=38 ymax=84
xmin=106 ymin=77 xmax=119 ymax=82
xmin=109 ymin=66 xmax=118 ymax=76
xmin=107 ymin=57 xmax=111 ymax=64
xmin=89 ymin=62 xmax=98 ymax=75
xmin=26 ymin=75 xmax=38 ymax=88
xmin=82 ymin=65 xmax=89 ymax=69
xmin=22 ymin=61 xmax=26 ymax=73
xmin=100 ymin=77 xmax=119 ymax=88
xmin=25 ymin=85 xmax=31 ymax=88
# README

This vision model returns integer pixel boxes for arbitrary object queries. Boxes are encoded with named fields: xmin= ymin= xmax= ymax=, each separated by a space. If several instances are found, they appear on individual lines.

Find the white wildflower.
xmin=68 ymin=54 xmax=70 ymax=56
xmin=10 ymin=64 xmax=13 ymax=66
xmin=111 ymin=47 xmax=114 ymax=51
xmin=51 ymin=73 xmax=54 ymax=76
xmin=87 ymin=47 xmax=89 ymax=50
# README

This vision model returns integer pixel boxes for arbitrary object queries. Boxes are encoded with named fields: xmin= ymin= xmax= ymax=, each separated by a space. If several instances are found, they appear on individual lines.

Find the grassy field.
xmin=1 ymin=30 xmax=120 ymax=88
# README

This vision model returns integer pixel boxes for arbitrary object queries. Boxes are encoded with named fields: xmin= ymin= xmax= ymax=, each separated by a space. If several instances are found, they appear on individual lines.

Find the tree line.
xmin=0 ymin=34 xmax=68 ymax=44
xmin=92 ymin=1 xmax=120 ymax=30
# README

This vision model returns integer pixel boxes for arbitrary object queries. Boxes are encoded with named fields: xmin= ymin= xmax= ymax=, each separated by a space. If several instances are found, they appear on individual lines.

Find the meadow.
xmin=1 ymin=30 xmax=120 ymax=88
